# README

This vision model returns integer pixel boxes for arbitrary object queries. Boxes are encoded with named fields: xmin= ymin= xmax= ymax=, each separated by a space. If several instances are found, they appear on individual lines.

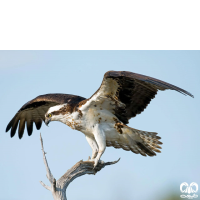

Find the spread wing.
xmin=6 ymin=94 xmax=86 ymax=139
xmin=79 ymin=71 xmax=193 ymax=124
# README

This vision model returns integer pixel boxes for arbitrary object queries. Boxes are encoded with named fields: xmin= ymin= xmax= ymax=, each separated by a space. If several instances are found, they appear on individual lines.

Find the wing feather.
xmin=18 ymin=118 xmax=26 ymax=139
xmin=6 ymin=94 xmax=85 ymax=138
xmin=35 ymin=119 xmax=42 ymax=130
xmin=26 ymin=120 xmax=33 ymax=136
xmin=79 ymin=71 xmax=193 ymax=124
xmin=11 ymin=119 xmax=19 ymax=138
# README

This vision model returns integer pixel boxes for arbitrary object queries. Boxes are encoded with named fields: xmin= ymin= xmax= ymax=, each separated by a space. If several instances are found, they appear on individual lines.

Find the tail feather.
xmin=136 ymin=141 xmax=156 ymax=156
xmin=106 ymin=126 xmax=162 ymax=157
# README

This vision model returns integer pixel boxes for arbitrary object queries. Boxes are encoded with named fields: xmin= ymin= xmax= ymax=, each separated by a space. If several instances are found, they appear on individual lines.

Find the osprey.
xmin=6 ymin=71 xmax=193 ymax=167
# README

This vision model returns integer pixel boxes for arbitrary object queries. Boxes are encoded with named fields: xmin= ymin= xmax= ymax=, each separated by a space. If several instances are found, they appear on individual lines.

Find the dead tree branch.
xmin=39 ymin=133 xmax=120 ymax=200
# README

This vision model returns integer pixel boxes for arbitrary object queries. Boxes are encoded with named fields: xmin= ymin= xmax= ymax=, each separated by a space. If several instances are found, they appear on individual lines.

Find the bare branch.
xmin=40 ymin=181 xmax=51 ymax=191
xmin=57 ymin=159 xmax=120 ymax=191
xmin=40 ymin=133 xmax=54 ymax=184
xmin=52 ymin=178 xmax=56 ymax=193
xmin=39 ymin=134 xmax=120 ymax=200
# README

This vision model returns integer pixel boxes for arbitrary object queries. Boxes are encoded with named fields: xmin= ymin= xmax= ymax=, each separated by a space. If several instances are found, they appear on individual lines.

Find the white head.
xmin=45 ymin=104 xmax=70 ymax=125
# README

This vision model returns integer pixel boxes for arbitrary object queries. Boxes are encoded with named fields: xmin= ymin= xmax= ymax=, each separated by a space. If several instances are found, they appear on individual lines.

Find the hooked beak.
xmin=45 ymin=118 xmax=51 ymax=126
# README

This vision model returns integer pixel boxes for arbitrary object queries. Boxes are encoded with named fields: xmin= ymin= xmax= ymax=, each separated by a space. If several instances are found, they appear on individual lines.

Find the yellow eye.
xmin=48 ymin=114 xmax=52 ymax=117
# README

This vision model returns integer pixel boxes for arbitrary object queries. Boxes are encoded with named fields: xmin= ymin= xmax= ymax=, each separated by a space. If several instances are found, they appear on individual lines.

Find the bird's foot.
xmin=93 ymin=158 xmax=99 ymax=169
xmin=88 ymin=156 xmax=104 ymax=169
xmin=88 ymin=158 xmax=95 ymax=162
xmin=93 ymin=158 xmax=104 ymax=169
xmin=87 ymin=156 xmax=104 ymax=168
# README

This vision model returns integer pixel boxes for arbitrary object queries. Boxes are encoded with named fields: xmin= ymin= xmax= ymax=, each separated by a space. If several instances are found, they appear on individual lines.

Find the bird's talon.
xmin=93 ymin=163 xmax=98 ymax=169
xmin=93 ymin=157 xmax=100 ymax=169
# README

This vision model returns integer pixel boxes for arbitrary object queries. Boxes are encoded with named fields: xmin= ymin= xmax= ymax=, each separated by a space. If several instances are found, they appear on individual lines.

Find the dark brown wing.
xmin=82 ymin=71 xmax=193 ymax=124
xmin=107 ymin=71 xmax=193 ymax=123
xmin=6 ymin=94 xmax=86 ymax=139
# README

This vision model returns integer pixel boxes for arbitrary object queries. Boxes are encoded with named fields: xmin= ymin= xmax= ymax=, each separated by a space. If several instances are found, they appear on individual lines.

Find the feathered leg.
xmin=85 ymin=136 xmax=98 ymax=159
xmin=93 ymin=124 xmax=106 ymax=168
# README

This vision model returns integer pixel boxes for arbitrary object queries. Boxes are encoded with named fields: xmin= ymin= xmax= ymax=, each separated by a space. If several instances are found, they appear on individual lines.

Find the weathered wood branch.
xmin=39 ymin=134 xmax=120 ymax=200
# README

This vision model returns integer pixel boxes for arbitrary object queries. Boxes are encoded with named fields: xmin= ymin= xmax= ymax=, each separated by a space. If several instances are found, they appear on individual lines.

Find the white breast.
xmin=73 ymin=107 xmax=116 ymax=137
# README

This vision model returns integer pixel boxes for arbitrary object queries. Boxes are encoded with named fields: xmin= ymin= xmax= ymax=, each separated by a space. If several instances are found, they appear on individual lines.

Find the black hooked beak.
xmin=45 ymin=118 xmax=51 ymax=126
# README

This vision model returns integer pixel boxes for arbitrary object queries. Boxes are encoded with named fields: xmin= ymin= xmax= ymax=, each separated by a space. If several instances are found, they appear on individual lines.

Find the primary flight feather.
xmin=6 ymin=71 xmax=193 ymax=167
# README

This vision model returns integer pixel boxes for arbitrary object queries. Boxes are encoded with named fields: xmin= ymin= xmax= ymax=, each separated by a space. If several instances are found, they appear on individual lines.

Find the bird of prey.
xmin=6 ymin=71 xmax=193 ymax=167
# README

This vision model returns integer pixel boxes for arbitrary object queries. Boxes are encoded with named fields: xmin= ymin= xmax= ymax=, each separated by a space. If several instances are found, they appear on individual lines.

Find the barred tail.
xmin=135 ymin=129 xmax=162 ymax=156
xmin=106 ymin=126 xmax=163 ymax=157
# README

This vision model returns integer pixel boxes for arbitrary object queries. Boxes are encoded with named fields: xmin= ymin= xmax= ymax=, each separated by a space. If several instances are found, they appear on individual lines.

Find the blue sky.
xmin=0 ymin=51 xmax=199 ymax=200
